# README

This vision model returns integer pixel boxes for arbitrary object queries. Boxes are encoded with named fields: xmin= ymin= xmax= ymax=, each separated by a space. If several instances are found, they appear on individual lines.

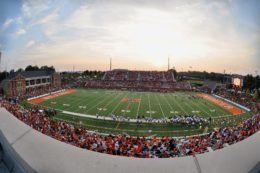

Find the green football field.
xmin=39 ymin=89 xmax=232 ymax=118
xmin=33 ymin=89 xmax=251 ymax=137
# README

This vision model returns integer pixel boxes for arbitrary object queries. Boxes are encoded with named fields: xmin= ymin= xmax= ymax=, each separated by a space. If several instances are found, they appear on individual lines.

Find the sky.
xmin=0 ymin=0 xmax=259 ymax=75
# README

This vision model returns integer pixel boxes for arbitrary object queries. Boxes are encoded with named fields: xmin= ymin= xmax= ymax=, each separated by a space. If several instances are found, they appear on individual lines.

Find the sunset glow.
xmin=0 ymin=0 xmax=259 ymax=74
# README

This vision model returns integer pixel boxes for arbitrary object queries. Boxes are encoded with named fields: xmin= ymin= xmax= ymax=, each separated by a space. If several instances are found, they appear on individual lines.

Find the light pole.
xmin=255 ymin=70 xmax=258 ymax=89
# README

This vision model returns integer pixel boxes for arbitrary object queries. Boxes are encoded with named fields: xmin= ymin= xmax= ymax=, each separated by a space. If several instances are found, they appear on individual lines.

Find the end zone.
xmin=29 ymin=89 xmax=77 ymax=105
xmin=197 ymin=93 xmax=244 ymax=115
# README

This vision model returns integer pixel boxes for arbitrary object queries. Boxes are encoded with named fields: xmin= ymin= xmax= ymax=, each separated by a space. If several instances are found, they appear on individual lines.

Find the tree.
xmin=25 ymin=65 xmax=39 ymax=71
xmin=16 ymin=68 xmax=23 ymax=72
xmin=255 ymin=75 xmax=260 ymax=89
xmin=0 ymin=71 xmax=9 ymax=82
xmin=243 ymin=75 xmax=254 ymax=91
xmin=253 ymin=89 xmax=259 ymax=100
xmin=9 ymin=69 xmax=15 ymax=74
xmin=245 ymin=88 xmax=251 ymax=96
xmin=40 ymin=65 xmax=55 ymax=72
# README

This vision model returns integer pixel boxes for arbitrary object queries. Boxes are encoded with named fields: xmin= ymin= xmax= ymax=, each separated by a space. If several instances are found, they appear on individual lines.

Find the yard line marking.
xmin=65 ymin=90 xmax=95 ymax=108
xmin=188 ymin=98 xmax=211 ymax=116
xmin=178 ymin=93 xmax=209 ymax=116
xmin=69 ymin=90 xmax=107 ymax=113
xmin=127 ymin=93 xmax=140 ymax=118
xmin=122 ymin=94 xmax=132 ymax=117
xmin=204 ymin=100 xmax=227 ymax=116
xmin=108 ymin=92 xmax=129 ymax=116
xmin=164 ymin=94 xmax=180 ymax=114
xmin=161 ymin=93 xmax=176 ymax=114
xmin=148 ymin=94 xmax=152 ymax=118
xmin=155 ymin=94 xmax=166 ymax=118
xmin=167 ymin=93 xmax=188 ymax=115
xmin=136 ymin=94 xmax=142 ymax=119
xmin=196 ymin=94 xmax=227 ymax=116
xmin=177 ymin=93 xmax=195 ymax=114
xmin=96 ymin=92 xmax=122 ymax=115
xmin=195 ymin=97 xmax=226 ymax=117
xmin=86 ymin=92 xmax=117 ymax=113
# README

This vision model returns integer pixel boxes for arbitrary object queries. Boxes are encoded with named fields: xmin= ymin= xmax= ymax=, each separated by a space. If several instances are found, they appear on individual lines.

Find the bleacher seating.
xmin=85 ymin=70 xmax=191 ymax=91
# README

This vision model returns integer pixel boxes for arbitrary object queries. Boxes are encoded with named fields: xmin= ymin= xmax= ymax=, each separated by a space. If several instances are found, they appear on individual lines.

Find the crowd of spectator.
xmin=0 ymin=99 xmax=259 ymax=158
xmin=61 ymin=77 xmax=86 ymax=88
xmin=7 ymin=86 xmax=64 ymax=101
xmin=103 ymin=70 xmax=175 ymax=82
xmin=216 ymin=90 xmax=259 ymax=112
xmin=85 ymin=70 xmax=191 ymax=92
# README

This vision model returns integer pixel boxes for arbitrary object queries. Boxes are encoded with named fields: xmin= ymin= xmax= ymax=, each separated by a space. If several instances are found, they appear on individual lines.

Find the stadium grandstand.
xmin=85 ymin=69 xmax=191 ymax=91
xmin=0 ymin=1 xmax=260 ymax=172
xmin=0 ymin=67 xmax=259 ymax=172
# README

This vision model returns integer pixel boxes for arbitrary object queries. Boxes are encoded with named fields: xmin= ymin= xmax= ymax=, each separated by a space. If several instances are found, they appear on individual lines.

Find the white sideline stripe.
xmin=62 ymin=110 xmax=233 ymax=125
xmin=211 ymin=114 xmax=233 ymax=119
xmin=212 ymin=94 xmax=251 ymax=112
xmin=62 ymin=111 xmax=138 ymax=122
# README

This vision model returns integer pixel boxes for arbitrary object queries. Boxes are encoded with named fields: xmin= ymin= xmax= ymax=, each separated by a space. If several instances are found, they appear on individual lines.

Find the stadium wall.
xmin=0 ymin=108 xmax=259 ymax=173
xmin=0 ymin=130 xmax=36 ymax=173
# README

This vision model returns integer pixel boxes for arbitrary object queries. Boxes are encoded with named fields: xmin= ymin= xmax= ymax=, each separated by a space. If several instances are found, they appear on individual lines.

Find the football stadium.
xmin=28 ymin=74 xmax=251 ymax=137
xmin=0 ymin=0 xmax=260 ymax=173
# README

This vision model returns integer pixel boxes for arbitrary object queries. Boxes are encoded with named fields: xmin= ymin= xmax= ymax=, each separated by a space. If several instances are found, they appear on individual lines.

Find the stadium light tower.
xmin=110 ymin=58 xmax=112 ymax=71
xmin=168 ymin=57 xmax=170 ymax=71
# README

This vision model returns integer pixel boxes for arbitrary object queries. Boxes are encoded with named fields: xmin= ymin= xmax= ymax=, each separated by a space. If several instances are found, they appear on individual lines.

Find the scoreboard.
xmin=232 ymin=76 xmax=243 ymax=89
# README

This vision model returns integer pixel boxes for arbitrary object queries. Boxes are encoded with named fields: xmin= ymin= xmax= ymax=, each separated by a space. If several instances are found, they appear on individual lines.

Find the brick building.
xmin=0 ymin=71 xmax=61 ymax=97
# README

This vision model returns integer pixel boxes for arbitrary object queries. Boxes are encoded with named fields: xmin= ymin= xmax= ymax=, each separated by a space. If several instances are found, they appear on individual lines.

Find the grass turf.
xmin=34 ymin=89 xmax=252 ymax=137
xmin=39 ymin=89 xmax=232 ymax=118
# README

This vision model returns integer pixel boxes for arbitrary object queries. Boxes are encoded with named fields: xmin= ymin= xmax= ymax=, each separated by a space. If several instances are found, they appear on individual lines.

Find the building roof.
xmin=6 ymin=71 xmax=54 ymax=80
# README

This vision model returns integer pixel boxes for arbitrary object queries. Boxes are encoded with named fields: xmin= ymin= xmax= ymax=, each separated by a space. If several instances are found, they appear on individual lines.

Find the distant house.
xmin=0 ymin=71 xmax=61 ymax=97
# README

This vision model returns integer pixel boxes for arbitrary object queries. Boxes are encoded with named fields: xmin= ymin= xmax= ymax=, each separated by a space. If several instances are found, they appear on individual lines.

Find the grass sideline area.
xmin=51 ymin=111 xmax=252 ymax=137
xmin=27 ymin=89 xmax=252 ymax=137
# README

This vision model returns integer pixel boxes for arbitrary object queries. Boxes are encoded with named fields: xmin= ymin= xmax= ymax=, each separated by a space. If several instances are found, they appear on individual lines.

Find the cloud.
xmin=26 ymin=40 xmax=35 ymax=47
xmin=34 ymin=10 xmax=60 ymax=36
xmin=15 ymin=28 xmax=26 ymax=36
xmin=37 ymin=11 xmax=58 ymax=25
xmin=2 ymin=18 xmax=14 ymax=30
xmin=22 ymin=0 xmax=50 ymax=17
xmin=65 ymin=1 xmax=258 ymax=73
xmin=2 ymin=0 xmax=260 ymax=74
